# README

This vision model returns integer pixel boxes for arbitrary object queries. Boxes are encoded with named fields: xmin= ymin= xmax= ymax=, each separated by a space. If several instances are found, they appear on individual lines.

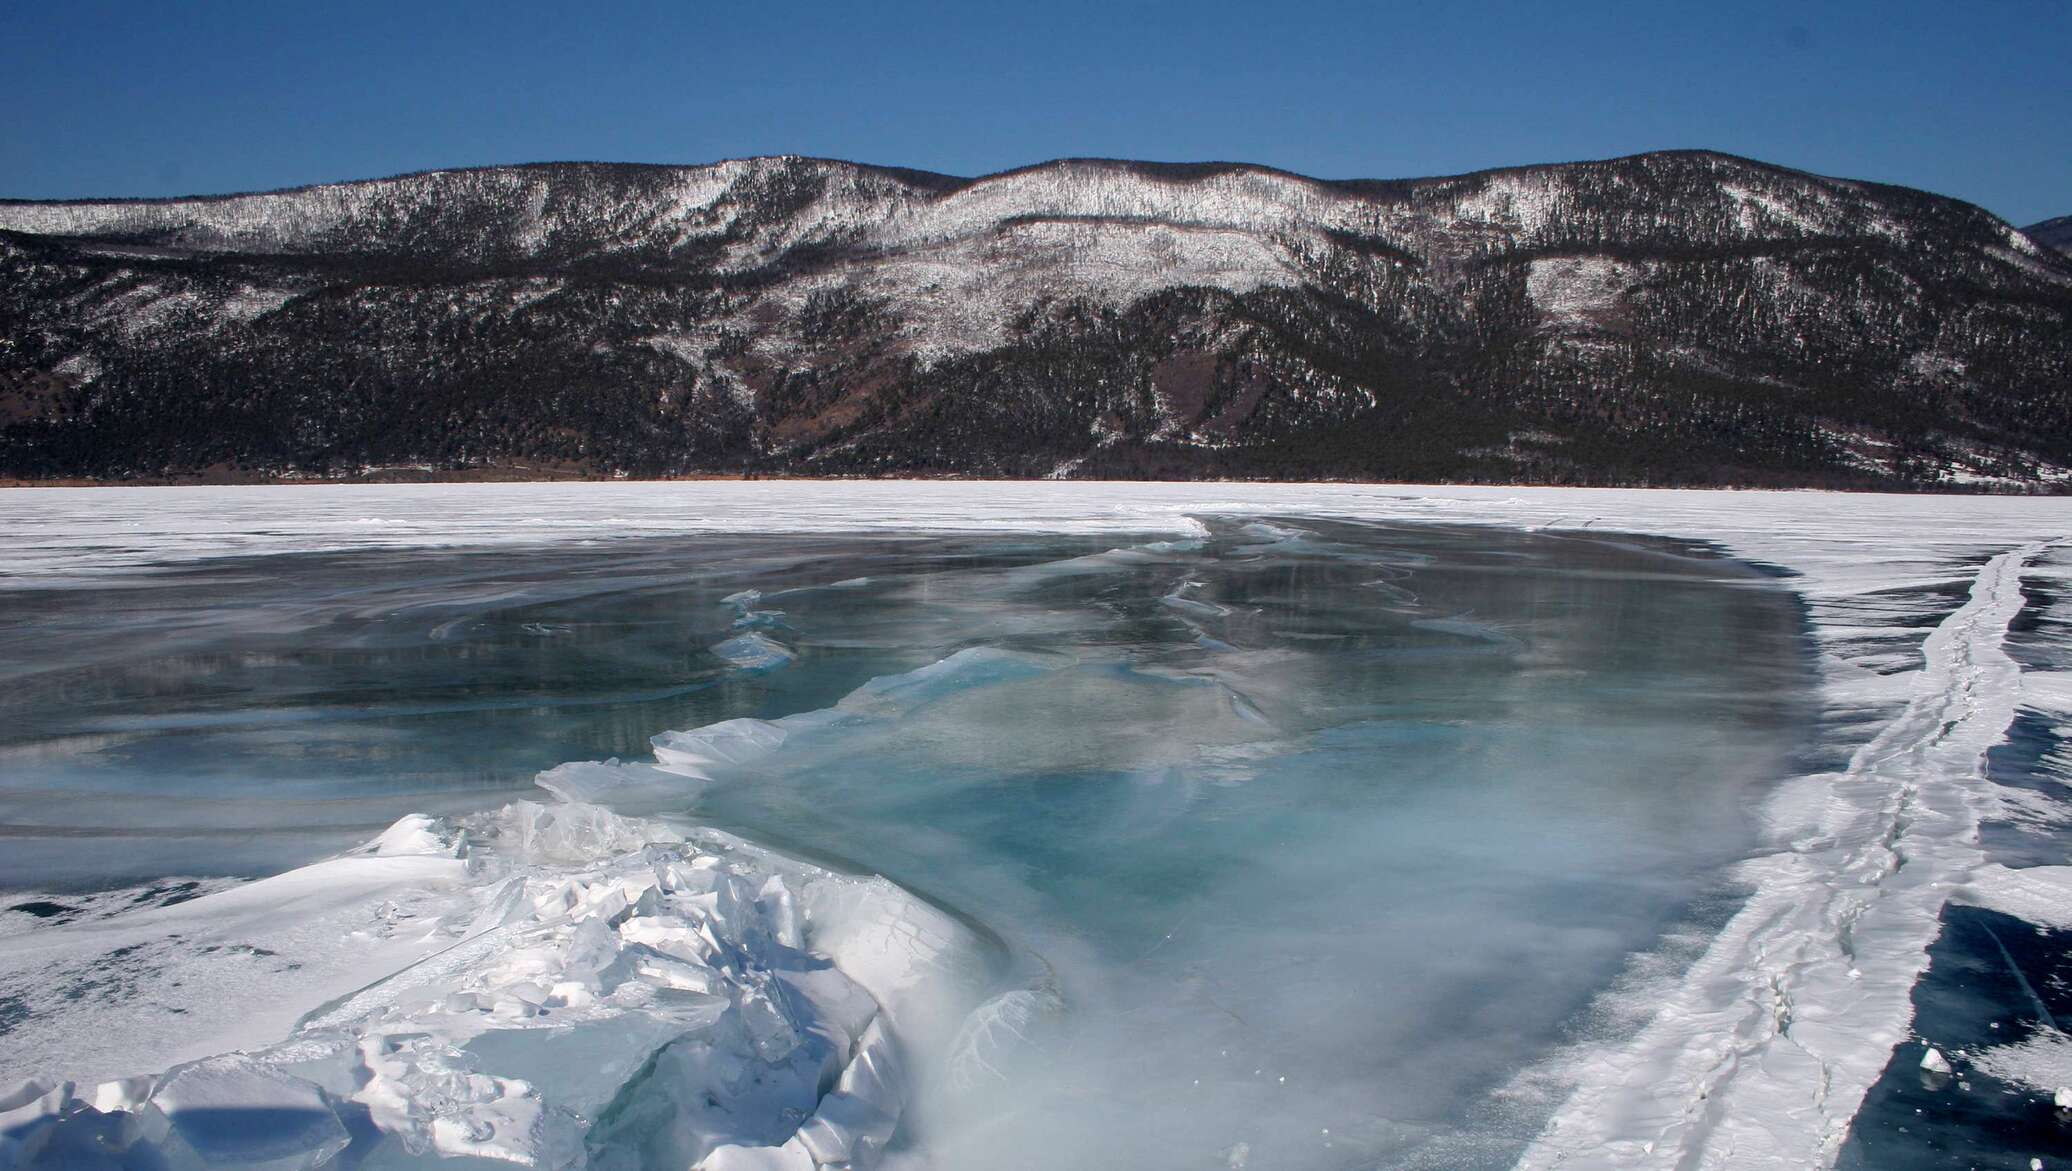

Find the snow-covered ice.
xmin=0 ymin=800 xmax=981 ymax=1169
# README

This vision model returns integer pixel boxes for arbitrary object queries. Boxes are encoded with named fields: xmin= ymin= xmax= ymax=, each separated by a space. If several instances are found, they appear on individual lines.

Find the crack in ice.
xmin=1518 ymin=540 xmax=2053 ymax=1169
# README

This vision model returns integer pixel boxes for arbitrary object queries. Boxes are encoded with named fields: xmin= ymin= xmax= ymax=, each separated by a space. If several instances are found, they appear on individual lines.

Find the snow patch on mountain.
xmin=1525 ymin=255 xmax=1639 ymax=331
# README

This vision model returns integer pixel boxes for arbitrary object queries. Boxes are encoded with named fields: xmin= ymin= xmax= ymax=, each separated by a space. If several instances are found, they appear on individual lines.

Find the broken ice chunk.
xmin=90 ymin=1077 xmax=153 ymax=1115
xmin=634 ymin=952 xmax=721 ymax=994
xmin=0 ymin=1080 xmax=57 ymax=1115
xmin=803 ymin=876 xmax=984 ymax=1053
xmin=794 ymin=1086 xmax=898 ymax=1167
xmin=422 ymin=1078 xmax=556 ymax=1165
xmin=0 ymin=1081 xmax=180 ymax=1171
xmin=731 ymin=608 xmax=788 ymax=631
xmin=772 ymin=964 xmax=880 ymax=1052
xmin=700 ymin=1134 xmax=817 ymax=1170
xmin=151 ymin=1058 xmax=349 ymax=1170
xmin=835 ymin=646 xmax=1057 ymax=717
xmin=535 ymin=757 xmax=692 ymax=804
xmin=362 ymin=813 xmax=467 ymax=859
xmin=0 ymin=1080 xmax=73 ymax=1160
xmin=710 ymin=633 xmax=796 ymax=671
xmin=561 ymin=913 xmax=622 ymax=986
xmin=758 ymin=875 xmax=803 ymax=950
xmin=464 ymin=1015 xmax=710 ymax=1131
xmin=736 ymin=985 xmax=804 ymax=1062
xmin=498 ymin=800 xmax=674 ymax=863
xmin=652 ymin=718 xmax=792 ymax=776
xmin=622 ymin=915 xmax=723 ymax=966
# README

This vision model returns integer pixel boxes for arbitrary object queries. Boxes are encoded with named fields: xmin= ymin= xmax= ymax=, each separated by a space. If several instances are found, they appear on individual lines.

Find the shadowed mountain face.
xmin=2 ymin=151 xmax=2068 ymax=488
xmin=2028 ymin=216 xmax=2072 ymax=259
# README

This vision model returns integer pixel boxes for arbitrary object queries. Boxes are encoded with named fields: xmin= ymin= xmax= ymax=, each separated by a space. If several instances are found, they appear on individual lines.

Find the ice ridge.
xmin=1516 ymin=542 xmax=2057 ymax=1168
xmin=0 ymin=801 xmax=986 ymax=1169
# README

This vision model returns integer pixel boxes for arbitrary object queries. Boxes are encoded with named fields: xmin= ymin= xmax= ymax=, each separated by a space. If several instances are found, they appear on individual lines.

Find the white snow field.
xmin=0 ymin=481 xmax=2067 ymax=1170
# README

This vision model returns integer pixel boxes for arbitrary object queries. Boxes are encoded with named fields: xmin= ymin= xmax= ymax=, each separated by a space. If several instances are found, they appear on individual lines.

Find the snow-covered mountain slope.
xmin=2028 ymin=214 xmax=2072 ymax=258
xmin=3 ymin=152 xmax=2068 ymax=486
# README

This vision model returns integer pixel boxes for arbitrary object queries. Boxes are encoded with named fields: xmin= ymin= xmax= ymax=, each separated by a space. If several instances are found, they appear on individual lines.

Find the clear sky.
xmin=2 ymin=0 xmax=2065 ymax=225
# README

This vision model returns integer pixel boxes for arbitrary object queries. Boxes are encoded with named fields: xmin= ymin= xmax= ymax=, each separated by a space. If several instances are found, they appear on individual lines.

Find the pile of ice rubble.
xmin=0 ymin=801 xmax=991 ymax=1169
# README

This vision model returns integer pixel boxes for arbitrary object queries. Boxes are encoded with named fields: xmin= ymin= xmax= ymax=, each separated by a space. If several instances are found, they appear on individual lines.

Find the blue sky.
xmin=2 ymin=0 xmax=2065 ymax=224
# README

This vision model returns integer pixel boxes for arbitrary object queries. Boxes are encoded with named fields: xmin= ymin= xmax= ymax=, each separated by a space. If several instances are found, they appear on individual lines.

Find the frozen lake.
xmin=1 ymin=483 xmax=2066 ymax=1170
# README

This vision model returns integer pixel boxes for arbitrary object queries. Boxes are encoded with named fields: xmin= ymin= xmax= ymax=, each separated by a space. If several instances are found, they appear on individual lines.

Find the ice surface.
xmin=3 ymin=482 xmax=2069 ymax=1171
xmin=1958 ymin=863 xmax=2072 ymax=931
xmin=515 ymin=520 xmax=1828 ymax=1167
xmin=1972 ymin=1030 xmax=2072 ymax=1100
xmin=0 ymin=845 xmax=476 ymax=1088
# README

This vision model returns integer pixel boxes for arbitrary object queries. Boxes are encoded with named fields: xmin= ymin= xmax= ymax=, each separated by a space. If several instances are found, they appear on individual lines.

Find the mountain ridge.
xmin=0 ymin=148 xmax=1985 ymax=212
xmin=3 ymin=150 xmax=2068 ymax=489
